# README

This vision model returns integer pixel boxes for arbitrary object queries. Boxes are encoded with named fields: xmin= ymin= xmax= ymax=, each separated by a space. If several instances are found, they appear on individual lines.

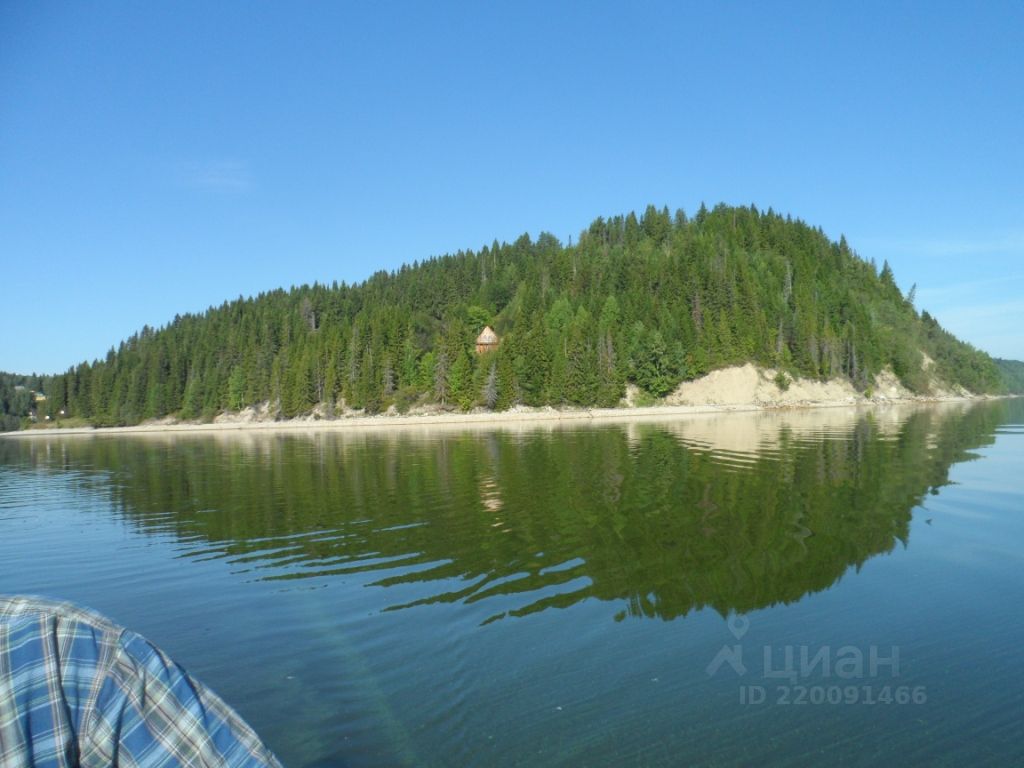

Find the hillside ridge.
xmin=4 ymin=204 xmax=1014 ymax=429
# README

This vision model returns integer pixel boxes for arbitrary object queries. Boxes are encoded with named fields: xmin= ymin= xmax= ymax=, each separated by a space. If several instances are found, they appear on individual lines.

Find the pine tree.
xmin=433 ymin=350 xmax=450 ymax=406
xmin=495 ymin=351 xmax=517 ymax=410
xmin=227 ymin=366 xmax=246 ymax=411
xmin=481 ymin=362 xmax=498 ymax=410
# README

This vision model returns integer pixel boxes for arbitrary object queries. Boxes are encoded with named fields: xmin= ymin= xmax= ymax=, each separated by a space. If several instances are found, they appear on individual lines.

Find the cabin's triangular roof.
xmin=476 ymin=326 xmax=499 ymax=344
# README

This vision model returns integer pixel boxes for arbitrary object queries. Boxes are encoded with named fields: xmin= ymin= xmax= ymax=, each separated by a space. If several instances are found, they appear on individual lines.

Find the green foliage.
xmin=631 ymin=328 xmax=685 ymax=397
xmin=392 ymin=385 xmax=420 ymax=414
xmin=19 ymin=205 xmax=1005 ymax=427
xmin=890 ymin=342 xmax=928 ymax=394
xmin=480 ymin=362 xmax=499 ymax=410
xmin=0 ymin=372 xmax=43 ymax=431
xmin=630 ymin=388 xmax=659 ymax=407
xmin=774 ymin=371 xmax=791 ymax=392
xmin=995 ymin=358 xmax=1024 ymax=394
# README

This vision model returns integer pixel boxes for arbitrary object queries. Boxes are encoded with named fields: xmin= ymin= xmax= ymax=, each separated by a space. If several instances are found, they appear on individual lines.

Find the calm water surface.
xmin=1 ymin=400 xmax=1023 ymax=766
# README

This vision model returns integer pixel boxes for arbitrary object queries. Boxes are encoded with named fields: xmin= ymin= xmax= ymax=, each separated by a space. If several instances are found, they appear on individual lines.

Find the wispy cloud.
xmin=926 ymin=300 xmax=1024 ymax=359
xmin=935 ymin=299 xmax=1024 ymax=323
xmin=915 ymin=274 xmax=1024 ymax=306
xmin=178 ymin=160 xmax=253 ymax=193
xmin=858 ymin=233 xmax=1024 ymax=258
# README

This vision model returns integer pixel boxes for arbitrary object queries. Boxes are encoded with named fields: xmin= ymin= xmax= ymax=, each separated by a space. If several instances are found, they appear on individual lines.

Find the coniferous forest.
xmin=6 ymin=205 xmax=1018 ymax=429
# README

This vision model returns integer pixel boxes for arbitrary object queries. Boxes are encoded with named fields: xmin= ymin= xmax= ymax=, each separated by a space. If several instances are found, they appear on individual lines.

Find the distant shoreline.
xmin=1 ymin=394 xmax=1002 ymax=439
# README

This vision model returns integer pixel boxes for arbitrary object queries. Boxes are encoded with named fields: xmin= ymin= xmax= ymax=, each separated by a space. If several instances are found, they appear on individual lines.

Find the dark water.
xmin=2 ymin=400 xmax=1023 ymax=767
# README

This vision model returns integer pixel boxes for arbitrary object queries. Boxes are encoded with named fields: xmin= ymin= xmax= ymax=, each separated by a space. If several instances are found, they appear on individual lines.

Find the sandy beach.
xmin=2 ymin=395 xmax=998 ymax=440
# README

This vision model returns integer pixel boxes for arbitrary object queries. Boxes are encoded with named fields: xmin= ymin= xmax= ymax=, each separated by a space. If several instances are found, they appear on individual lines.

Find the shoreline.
xmin=0 ymin=394 xmax=1003 ymax=439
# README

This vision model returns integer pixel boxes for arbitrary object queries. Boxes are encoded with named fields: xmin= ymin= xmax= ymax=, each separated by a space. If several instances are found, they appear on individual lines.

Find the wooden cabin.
xmin=475 ymin=326 xmax=500 ymax=354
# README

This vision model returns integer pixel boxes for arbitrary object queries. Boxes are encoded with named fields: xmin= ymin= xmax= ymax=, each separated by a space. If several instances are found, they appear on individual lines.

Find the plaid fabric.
xmin=0 ymin=596 xmax=283 ymax=768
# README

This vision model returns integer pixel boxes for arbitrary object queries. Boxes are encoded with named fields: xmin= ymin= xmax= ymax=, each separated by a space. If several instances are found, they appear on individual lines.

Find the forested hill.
xmin=21 ymin=205 xmax=1009 ymax=427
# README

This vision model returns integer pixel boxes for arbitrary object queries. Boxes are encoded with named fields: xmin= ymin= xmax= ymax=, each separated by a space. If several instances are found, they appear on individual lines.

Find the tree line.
xmin=10 ymin=204 xmax=1013 ymax=428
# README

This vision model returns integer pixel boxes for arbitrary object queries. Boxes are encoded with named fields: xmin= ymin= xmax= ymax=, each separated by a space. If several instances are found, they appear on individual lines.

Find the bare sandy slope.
xmin=664 ymin=363 xmax=861 ymax=406
xmin=663 ymin=362 xmax=972 ymax=407
xmin=4 ymin=364 xmax=993 ymax=439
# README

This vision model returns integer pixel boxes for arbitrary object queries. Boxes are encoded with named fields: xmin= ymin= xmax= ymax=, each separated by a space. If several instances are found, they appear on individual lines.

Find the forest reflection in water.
xmin=6 ymin=401 xmax=1006 ymax=624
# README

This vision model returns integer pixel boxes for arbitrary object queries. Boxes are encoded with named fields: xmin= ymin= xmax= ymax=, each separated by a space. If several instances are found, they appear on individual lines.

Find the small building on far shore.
xmin=475 ymin=326 xmax=499 ymax=355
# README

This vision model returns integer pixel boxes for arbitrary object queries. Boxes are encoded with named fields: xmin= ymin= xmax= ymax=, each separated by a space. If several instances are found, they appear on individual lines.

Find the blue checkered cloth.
xmin=0 ymin=596 xmax=283 ymax=768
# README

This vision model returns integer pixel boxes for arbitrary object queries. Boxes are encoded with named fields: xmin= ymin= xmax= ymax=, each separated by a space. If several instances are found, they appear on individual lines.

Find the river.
xmin=2 ymin=400 xmax=1022 ymax=766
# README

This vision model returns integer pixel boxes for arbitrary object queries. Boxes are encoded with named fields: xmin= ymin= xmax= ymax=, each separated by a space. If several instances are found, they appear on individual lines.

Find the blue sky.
xmin=2 ymin=1 xmax=1022 ymax=374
